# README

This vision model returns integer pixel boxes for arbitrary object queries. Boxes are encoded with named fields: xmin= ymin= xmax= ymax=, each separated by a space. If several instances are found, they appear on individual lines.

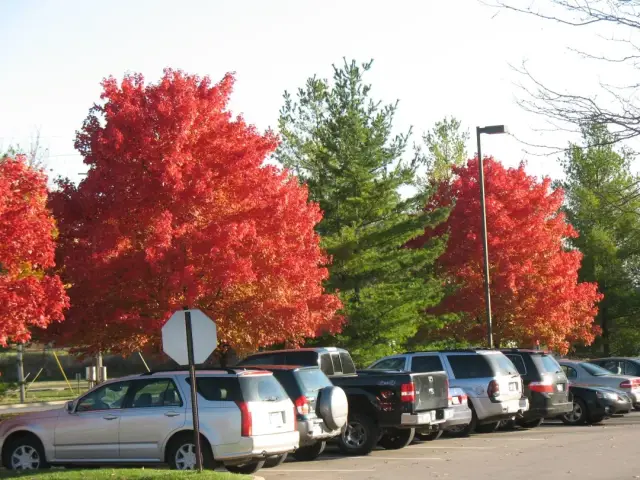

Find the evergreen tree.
xmin=276 ymin=59 xmax=447 ymax=364
xmin=561 ymin=124 xmax=640 ymax=356
xmin=419 ymin=116 xmax=469 ymax=186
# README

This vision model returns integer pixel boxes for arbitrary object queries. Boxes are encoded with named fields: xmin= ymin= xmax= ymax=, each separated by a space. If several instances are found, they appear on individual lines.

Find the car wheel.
xmin=561 ymin=398 xmax=588 ymax=425
xmin=475 ymin=421 xmax=500 ymax=434
xmin=415 ymin=429 xmax=443 ymax=441
xmin=445 ymin=422 xmax=472 ymax=438
xmin=588 ymin=415 xmax=605 ymax=425
xmin=293 ymin=441 xmax=326 ymax=462
xmin=338 ymin=413 xmax=380 ymax=456
xmin=378 ymin=428 xmax=415 ymax=450
xmin=167 ymin=433 xmax=214 ymax=470
xmin=264 ymin=453 xmax=287 ymax=468
xmin=2 ymin=434 xmax=49 ymax=471
xmin=226 ymin=460 xmax=265 ymax=474
xmin=518 ymin=417 xmax=544 ymax=429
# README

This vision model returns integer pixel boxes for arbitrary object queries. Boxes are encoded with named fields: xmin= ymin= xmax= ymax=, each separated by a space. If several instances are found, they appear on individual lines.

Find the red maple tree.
xmin=0 ymin=156 xmax=69 ymax=346
xmin=410 ymin=157 xmax=602 ymax=354
xmin=50 ymin=69 xmax=342 ymax=355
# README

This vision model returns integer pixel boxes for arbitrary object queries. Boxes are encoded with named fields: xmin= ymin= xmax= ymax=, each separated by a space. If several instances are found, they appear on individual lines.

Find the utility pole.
xmin=96 ymin=351 xmax=103 ymax=384
xmin=16 ymin=344 xmax=25 ymax=403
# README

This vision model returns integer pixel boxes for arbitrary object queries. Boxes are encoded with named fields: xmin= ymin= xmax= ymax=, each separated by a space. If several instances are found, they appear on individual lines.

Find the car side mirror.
xmin=66 ymin=401 xmax=74 ymax=413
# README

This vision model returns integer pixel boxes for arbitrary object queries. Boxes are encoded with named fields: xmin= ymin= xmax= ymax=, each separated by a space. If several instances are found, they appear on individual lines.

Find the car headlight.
xmin=596 ymin=391 xmax=617 ymax=400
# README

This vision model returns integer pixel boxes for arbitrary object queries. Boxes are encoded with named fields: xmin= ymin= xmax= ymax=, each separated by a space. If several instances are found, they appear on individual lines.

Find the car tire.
xmin=226 ymin=460 xmax=266 ymax=474
xmin=166 ymin=432 xmax=215 ymax=470
xmin=561 ymin=398 xmax=588 ymax=425
xmin=475 ymin=421 xmax=500 ymax=434
xmin=2 ymin=433 xmax=49 ymax=471
xmin=378 ymin=428 xmax=415 ymax=450
xmin=588 ymin=415 xmax=605 ymax=425
xmin=316 ymin=386 xmax=349 ymax=431
xmin=264 ymin=453 xmax=287 ymax=468
xmin=518 ymin=417 xmax=544 ymax=429
xmin=293 ymin=441 xmax=326 ymax=462
xmin=338 ymin=413 xmax=379 ymax=456
xmin=415 ymin=429 xmax=443 ymax=441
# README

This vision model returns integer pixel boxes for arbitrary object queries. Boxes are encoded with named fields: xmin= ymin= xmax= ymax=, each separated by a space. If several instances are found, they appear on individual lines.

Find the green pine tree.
xmin=276 ymin=59 xmax=447 ymax=365
xmin=561 ymin=124 xmax=640 ymax=356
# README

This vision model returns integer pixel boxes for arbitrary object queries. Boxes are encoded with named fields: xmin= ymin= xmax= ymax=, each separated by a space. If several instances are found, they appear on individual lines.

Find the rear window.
xmin=411 ymin=355 xmax=444 ymax=373
xmin=533 ymin=354 xmax=562 ymax=373
xmin=330 ymin=353 xmax=342 ymax=373
xmin=296 ymin=369 xmax=332 ymax=395
xmin=340 ymin=352 xmax=356 ymax=374
xmin=320 ymin=354 xmax=334 ymax=375
xmin=505 ymin=354 xmax=527 ymax=375
xmin=187 ymin=377 xmax=241 ymax=402
xmin=239 ymin=375 xmax=289 ymax=402
xmin=285 ymin=351 xmax=321 ymax=366
xmin=447 ymin=353 xmax=518 ymax=379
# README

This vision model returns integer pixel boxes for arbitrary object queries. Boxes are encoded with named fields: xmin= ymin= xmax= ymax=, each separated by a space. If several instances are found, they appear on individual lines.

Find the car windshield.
xmin=581 ymin=362 xmax=612 ymax=376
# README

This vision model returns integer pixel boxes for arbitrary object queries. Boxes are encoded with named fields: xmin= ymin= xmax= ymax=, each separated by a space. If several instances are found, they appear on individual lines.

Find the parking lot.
xmin=260 ymin=415 xmax=640 ymax=480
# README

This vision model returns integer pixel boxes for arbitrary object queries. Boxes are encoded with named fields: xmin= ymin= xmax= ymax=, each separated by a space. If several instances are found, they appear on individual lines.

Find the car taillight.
xmin=236 ymin=401 xmax=252 ymax=437
xmin=620 ymin=380 xmax=632 ymax=389
xmin=401 ymin=382 xmax=415 ymax=403
xmin=295 ymin=395 xmax=310 ymax=416
xmin=460 ymin=393 xmax=468 ymax=404
xmin=487 ymin=380 xmax=500 ymax=398
xmin=293 ymin=405 xmax=298 ymax=431
xmin=530 ymin=376 xmax=554 ymax=393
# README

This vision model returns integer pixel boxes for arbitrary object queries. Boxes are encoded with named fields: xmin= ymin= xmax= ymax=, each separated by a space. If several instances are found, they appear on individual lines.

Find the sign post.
xmin=162 ymin=308 xmax=217 ymax=472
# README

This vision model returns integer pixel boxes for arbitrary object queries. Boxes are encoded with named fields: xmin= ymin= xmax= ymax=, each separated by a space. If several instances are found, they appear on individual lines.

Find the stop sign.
xmin=162 ymin=309 xmax=218 ymax=365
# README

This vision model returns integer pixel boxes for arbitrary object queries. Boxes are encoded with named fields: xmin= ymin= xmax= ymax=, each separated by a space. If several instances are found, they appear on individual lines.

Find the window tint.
xmin=446 ymin=355 xmax=494 ymax=379
xmin=285 ymin=351 xmax=320 ymax=366
xmin=269 ymin=371 xmax=299 ymax=399
xmin=487 ymin=354 xmax=519 ymax=375
xmin=128 ymin=379 xmax=182 ymax=408
xmin=320 ymin=354 xmax=334 ymax=375
xmin=297 ymin=369 xmax=332 ymax=395
xmin=77 ymin=381 xmax=130 ymax=412
xmin=237 ymin=354 xmax=274 ymax=365
xmin=625 ymin=361 xmax=640 ymax=376
xmin=371 ymin=358 xmax=406 ymax=371
xmin=330 ymin=353 xmax=343 ymax=374
xmin=240 ymin=375 xmax=288 ymax=402
xmin=581 ymin=362 xmax=611 ymax=376
xmin=505 ymin=354 xmax=527 ymax=375
xmin=411 ymin=356 xmax=444 ymax=373
xmin=187 ymin=377 xmax=241 ymax=402
xmin=536 ymin=354 xmax=562 ymax=373
xmin=339 ymin=352 xmax=356 ymax=374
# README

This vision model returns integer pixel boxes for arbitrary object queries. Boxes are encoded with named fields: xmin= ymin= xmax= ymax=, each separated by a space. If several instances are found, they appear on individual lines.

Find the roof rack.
xmin=140 ymin=367 xmax=242 ymax=376
xmin=403 ymin=348 xmax=493 ymax=354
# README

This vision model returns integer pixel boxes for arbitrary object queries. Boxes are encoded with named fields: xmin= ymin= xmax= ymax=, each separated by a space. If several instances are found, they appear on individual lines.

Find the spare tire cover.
xmin=317 ymin=386 xmax=348 ymax=431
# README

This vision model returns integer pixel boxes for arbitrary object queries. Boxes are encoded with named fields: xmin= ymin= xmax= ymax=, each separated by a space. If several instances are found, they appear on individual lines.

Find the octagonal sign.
xmin=162 ymin=309 xmax=217 ymax=365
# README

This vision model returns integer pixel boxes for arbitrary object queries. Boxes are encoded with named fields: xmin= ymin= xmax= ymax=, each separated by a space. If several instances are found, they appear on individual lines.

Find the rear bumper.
xmin=298 ymin=418 xmax=341 ymax=447
xmin=400 ymin=407 xmax=454 ymax=427
xmin=443 ymin=406 xmax=473 ymax=429
xmin=215 ymin=431 xmax=299 ymax=462
xmin=524 ymin=401 xmax=573 ymax=420
xmin=474 ymin=397 xmax=529 ymax=424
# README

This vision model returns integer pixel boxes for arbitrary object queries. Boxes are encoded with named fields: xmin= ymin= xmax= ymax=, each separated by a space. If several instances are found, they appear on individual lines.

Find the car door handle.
xmin=103 ymin=415 xmax=118 ymax=420
xmin=165 ymin=412 xmax=180 ymax=417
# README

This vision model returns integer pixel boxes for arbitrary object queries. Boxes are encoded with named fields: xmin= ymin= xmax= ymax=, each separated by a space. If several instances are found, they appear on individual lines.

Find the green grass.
xmin=0 ymin=381 xmax=90 ymax=405
xmin=0 ymin=468 xmax=249 ymax=479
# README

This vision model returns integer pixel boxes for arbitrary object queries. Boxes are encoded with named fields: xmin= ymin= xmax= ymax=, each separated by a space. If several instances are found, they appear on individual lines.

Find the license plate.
xmin=509 ymin=382 xmax=518 ymax=391
xmin=270 ymin=412 xmax=283 ymax=426
xmin=557 ymin=384 xmax=564 ymax=392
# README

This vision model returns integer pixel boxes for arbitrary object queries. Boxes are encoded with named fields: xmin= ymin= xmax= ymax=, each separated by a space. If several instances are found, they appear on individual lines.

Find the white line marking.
xmin=321 ymin=455 xmax=443 ymax=461
xmin=410 ymin=445 xmax=495 ymax=449
xmin=274 ymin=469 xmax=376 ymax=472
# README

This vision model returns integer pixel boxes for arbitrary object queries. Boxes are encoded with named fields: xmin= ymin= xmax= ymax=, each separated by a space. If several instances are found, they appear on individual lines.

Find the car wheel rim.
xmin=344 ymin=421 xmax=366 ymax=448
xmin=175 ymin=443 xmax=197 ymax=470
xmin=11 ymin=445 xmax=40 ymax=470
xmin=447 ymin=424 xmax=464 ymax=433
xmin=565 ymin=402 xmax=582 ymax=422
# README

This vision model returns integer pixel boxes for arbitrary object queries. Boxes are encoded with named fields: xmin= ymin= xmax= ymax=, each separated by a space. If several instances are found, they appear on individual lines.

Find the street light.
xmin=476 ymin=124 xmax=507 ymax=350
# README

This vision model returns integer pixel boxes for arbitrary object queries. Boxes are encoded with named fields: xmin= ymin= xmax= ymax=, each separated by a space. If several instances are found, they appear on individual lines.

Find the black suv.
xmin=247 ymin=365 xmax=348 ymax=463
xmin=501 ymin=349 xmax=572 ymax=428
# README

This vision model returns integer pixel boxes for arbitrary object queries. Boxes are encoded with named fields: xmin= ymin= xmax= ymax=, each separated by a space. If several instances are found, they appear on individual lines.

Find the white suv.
xmin=0 ymin=369 xmax=298 ymax=474
xmin=369 ymin=350 xmax=529 ymax=435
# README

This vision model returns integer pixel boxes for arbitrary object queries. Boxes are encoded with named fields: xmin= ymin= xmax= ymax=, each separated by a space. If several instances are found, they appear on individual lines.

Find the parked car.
xmin=0 ymin=369 xmax=298 ymax=473
xmin=558 ymin=359 xmax=640 ymax=410
xmin=589 ymin=357 xmax=640 ymax=409
xmin=501 ymin=349 xmax=572 ymax=428
xmin=369 ymin=349 xmax=529 ymax=435
xmin=237 ymin=347 xmax=452 ymax=456
xmin=560 ymin=384 xmax=632 ymax=425
xmin=416 ymin=387 xmax=472 ymax=440
xmin=241 ymin=365 xmax=348 ymax=463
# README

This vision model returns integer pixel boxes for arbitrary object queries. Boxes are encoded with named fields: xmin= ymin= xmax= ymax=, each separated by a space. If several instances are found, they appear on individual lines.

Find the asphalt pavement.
xmin=260 ymin=415 xmax=640 ymax=480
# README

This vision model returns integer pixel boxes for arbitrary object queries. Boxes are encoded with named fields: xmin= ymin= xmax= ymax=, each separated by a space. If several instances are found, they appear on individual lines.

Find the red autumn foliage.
xmin=50 ymin=69 xmax=342 ymax=355
xmin=410 ymin=157 xmax=602 ymax=354
xmin=0 ymin=156 xmax=69 ymax=346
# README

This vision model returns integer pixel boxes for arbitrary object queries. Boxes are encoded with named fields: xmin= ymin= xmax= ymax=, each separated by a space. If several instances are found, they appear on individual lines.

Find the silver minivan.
xmin=0 ymin=369 xmax=298 ymax=474
xmin=369 ymin=350 xmax=529 ymax=434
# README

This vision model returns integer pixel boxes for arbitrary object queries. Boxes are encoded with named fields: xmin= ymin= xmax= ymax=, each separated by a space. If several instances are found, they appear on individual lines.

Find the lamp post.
xmin=476 ymin=125 xmax=506 ymax=349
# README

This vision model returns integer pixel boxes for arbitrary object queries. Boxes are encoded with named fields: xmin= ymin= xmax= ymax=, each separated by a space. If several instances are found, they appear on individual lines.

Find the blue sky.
xmin=0 ymin=0 xmax=624 ymax=185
